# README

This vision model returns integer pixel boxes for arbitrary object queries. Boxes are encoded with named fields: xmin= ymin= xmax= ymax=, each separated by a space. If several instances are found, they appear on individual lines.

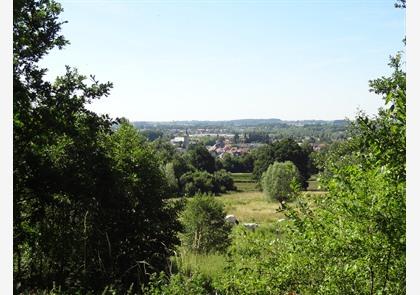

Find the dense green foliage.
xmin=14 ymin=0 xmax=404 ymax=293
xmin=144 ymin=272 xmax=215 ymax=295
xmin=261 ymin=161 xmax=301 ymax=205
xmin=151 ymin=139 xmax=177 ymax=165
xmin=13 ymin=1 xmax=181 ymax=292
xmin=180 ymin=170 xmax=236 ymax=197
xmin=140 ymin=130 xmax=164 ymax=141
xmin=186 ymin=144 xmax=216 ymax=173
xmin=180 ymin=171 xmax=215 ymax=197
xmin=163 ymin=162 xmax=179 ymax=195
xmin=244 ymin=131 xmax=270 ymax=143
xmin=217 ymin=153 xmax=254 ymax=173
xmin=179 ymin=195 xmax=232 ymax=254
xmin=213 ymin=170 xmax=236 ymax=193
xmin=252 ymin=138 xmax=312 ymax=188
xmin=219 ymin=52 xmax=405 ymax=294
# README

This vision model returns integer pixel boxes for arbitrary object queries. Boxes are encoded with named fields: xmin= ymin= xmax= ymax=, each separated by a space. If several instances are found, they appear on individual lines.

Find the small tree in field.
xmin=261 ymin=161 xmax=301 ymax=206
xmin=180 ymin=195 xmax=232 ymax=254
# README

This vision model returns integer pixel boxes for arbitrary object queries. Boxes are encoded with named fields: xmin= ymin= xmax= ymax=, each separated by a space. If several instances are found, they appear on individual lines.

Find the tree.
xmin=180 ymin=171 xmax=215 ymax=197
xmin=141 ymin=129 xmax=164 ymax=141
xmin=186 ymin=144 xmax=216 ymax=173
xmin=180 ymin=195 xmax=232 ymax=253
xmin=102 ymin=122 xmax=182 ymax=290
xmin=14 ymin=0 xmax=115 ymax=290
xmin=213 ymin=169 xmax=236 ymax=193
xmin=164 ymin=162 xmax=179 ymax=196
xmin=261 ymin=161 xmax=301 ymax=205
xmin=151 ymin=138 xmax=177 ymax=165
xmin=13 ymin=1 xmax=181 ymax=292
xmin=219 ymin=153 xmax=254 ymax=173
xmin=233 ymin=133 xmax=240 ymax=144
xmin=253 ymin=138 xmax=311 ymax=188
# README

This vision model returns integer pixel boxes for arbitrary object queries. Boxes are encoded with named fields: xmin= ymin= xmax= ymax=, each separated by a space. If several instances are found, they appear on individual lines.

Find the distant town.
xmin=133 ymin=118 xmax=347 ymax=157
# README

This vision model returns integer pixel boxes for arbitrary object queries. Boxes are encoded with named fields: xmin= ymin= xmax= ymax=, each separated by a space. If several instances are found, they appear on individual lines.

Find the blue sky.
xmin=40 ymin=0 xmax=405 ymax=121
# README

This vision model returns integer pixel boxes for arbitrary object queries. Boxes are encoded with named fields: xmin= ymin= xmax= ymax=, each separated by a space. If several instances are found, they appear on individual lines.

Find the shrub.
xmin=186 ymin=144 xmax=216 ymax=173
xmin=180 ymin=171 xmax=215 ymax=196
xmin=213 ymin=169 xmax=236 ymax=193
xmin=261 ymin=161 xmax=301 ymax=205
xmin=144 ymin=272 xmax=215 ymax=295
xmin=180 ymin=170 xmax=236 ymax=196
xmin=180 ymin=195 xmax=232 ymax=254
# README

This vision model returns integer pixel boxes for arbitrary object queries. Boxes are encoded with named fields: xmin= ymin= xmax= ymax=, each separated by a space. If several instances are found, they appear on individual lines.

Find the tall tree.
xmin=261 ymin=161 xmax=301 ymax=206
xmin=14 ymin=0 xmax=114 ymax=290
xmin=253 ymin=138 xmax=311 ymax=188
xmin=13 ymin=1 xmax=181 ymax=292
xmin=186 ymin=144 xmax=216 ymax=173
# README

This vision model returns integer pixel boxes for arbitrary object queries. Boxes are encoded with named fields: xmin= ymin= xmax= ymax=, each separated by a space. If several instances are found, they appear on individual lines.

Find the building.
xmin=170 ymin=129 xmax=190 ymax=149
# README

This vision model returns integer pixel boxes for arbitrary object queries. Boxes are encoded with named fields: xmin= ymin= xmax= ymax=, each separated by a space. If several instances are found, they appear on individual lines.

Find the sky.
xmin=39 ymin=0 xmax=406 ymax=121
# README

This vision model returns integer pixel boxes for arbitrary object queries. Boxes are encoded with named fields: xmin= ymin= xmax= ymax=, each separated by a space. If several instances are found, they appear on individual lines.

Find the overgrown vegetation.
xmin=13 ymin=1 xmax=181 ymax=292
xmin=252 ymin=138 xmax=313 ymax=189
xmin=13 ymin=0 xmax=405 ymax=294
xmin=179 ymin=195 xmax=232 ymax=254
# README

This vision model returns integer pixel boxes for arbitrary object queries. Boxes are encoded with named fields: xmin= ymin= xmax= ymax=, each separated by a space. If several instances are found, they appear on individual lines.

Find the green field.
xmin=230 ymin=172 xmax=254 ymax=182
xmin=231 ymin=172 xmax=258 ymax=192
xmin=173 ymin=173 xmax=325 ymax=278
xmin=218 ymin=191 xmax=282 ymax=223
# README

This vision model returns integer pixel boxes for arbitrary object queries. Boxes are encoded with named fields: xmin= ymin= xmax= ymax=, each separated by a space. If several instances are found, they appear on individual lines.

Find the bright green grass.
xmin=173 ymin=189 xmax=325 ymax=280
xmin=231 ymin=172 xmax=258 ymax=192
xmin=171 ymin=249 xmax=227 ymax=280
xmin=231 ymin=172 xmax=253 ymax=182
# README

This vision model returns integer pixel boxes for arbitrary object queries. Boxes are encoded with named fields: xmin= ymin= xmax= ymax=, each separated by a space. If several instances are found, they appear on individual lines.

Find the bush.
xmin=180 ymin=195 xmax=232 ymax=254
xmin=218 ymin=153 xmax=254 ymax=173
xmin=213 ymin=169 xmax=236 ymax=193
xmin=144 ymin=272 xmax=215 ymax=295
xmin=261 ymin=161 xmax=301 ymax=205
xmin=252 ymin=138 xmax=311 ymax=188
xmin=180 ymin=170 xmax=236 ymax=196
xmin=186 ymin=144 xmax=216 ymax=173
xmin=180 ymin=171 xmax=215 ymax=196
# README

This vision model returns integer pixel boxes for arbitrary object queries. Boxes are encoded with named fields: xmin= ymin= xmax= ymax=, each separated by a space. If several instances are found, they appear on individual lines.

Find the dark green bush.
xmin=144 ymin=272 xmax=215 ymax=295
xmin=213 ymin=169 xmax=236 ymax=193
xmin=180 ymin=171 xmax=215 ymax=196
xmin=179 ymin=170 xmax=236 ymax=196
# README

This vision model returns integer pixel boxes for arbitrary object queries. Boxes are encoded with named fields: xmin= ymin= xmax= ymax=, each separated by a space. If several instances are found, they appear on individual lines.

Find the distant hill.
xmin=133 ymin=119 xmax=348 ymax=129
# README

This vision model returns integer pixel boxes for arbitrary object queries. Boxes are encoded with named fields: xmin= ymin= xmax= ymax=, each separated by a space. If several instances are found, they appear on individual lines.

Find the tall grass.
xmin=171 ymin=249 xmax=227 ymax=281
xmin=218 ymin=191 xmax=283 ymax=223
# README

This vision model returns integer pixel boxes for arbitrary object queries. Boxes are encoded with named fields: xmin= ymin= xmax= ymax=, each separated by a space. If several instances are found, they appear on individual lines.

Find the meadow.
xmin=172 ymin=173 xmax=324 ymax=280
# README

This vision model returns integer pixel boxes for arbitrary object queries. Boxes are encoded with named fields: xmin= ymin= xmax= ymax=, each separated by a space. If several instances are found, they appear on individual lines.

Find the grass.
xmin=171 ymin=249 xmax=227 ymax=280
xmin=170 ymin=173 xmax=326 ymax=280
xmin=307 ymin=180 xmax=320 ymax=191
xmin=235 ymin=181 xmax=258 ymax=192
xmin=218 ymin=191 xmax=283 ymax=223
xmin=231 ymin=172 xmax=258 ymax=192
xmin=231 ymin=172 xmax=254 ymax=182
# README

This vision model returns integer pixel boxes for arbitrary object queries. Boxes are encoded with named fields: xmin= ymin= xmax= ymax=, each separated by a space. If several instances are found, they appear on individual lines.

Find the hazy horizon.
xmin=130 ymin=117 xmax=349 ymax=122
